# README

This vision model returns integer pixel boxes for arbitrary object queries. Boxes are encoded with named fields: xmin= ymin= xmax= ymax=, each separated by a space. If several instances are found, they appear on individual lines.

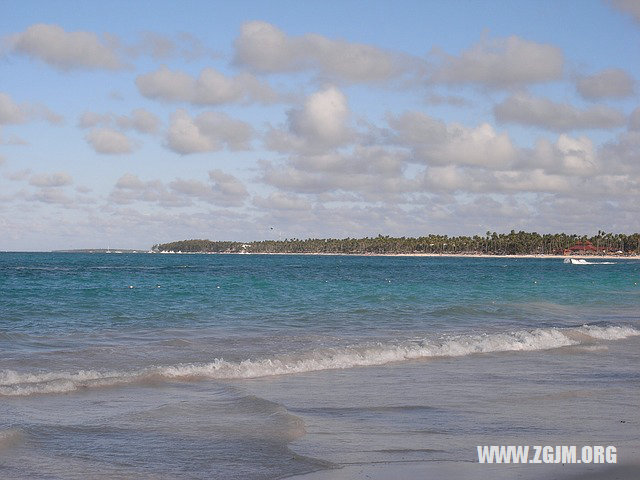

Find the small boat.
xmin=564 ymin=258 xmax=588 ymax=265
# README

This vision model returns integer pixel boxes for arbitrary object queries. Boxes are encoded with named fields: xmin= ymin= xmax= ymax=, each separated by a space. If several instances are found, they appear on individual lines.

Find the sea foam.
xmin=1 ymin=325 xmax=637 ymax=396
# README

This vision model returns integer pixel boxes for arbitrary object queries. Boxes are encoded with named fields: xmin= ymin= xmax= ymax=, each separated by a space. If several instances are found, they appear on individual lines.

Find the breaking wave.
xmin=1 ymin=325 xmax=638 ymax=396
xmin=0 ymin=429 xmax=22 ymax=449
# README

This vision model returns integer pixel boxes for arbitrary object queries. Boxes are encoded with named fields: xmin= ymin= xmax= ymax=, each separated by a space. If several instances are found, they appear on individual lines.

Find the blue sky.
xmin=1 ymin=0 xmax=639 ymax=250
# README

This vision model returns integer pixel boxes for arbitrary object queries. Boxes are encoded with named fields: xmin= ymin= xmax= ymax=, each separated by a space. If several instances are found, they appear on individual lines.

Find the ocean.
xmin=1 ymin=253 xmax=639 ymax=479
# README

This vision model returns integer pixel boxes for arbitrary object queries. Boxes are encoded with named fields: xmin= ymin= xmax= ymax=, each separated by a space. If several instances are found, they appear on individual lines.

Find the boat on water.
xmin=564 ymin=258 xmax=588 ymax=264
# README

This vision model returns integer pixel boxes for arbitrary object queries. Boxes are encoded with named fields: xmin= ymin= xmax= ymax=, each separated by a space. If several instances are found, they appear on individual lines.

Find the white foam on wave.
xmin=564 ymin=259 xmax=617 ymax=265
xmin=0 ymin=428 xmax=23 ymax=449
xmin=575 ymin=325 xmax=639 ymax=340
xmin=1 ymin=325 xmax=638 ymax=397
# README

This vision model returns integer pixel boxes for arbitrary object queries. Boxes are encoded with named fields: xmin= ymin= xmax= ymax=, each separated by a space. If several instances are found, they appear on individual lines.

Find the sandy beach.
xmin=290 ymin=462 xmax=640 ymax=480
xmin=369 ymin=253 xmax=640 ymax=260
xmin=159 ymin=250 xmax=640 ymax=260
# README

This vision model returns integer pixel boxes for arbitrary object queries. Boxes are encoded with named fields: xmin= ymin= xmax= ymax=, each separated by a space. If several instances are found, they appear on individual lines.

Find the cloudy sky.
xmin=1 ymin=0 xmax=639 ymax=250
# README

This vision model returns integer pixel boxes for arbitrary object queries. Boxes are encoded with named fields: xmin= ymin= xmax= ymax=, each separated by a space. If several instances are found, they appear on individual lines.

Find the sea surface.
xmin=1 ymin=253 xmax=639 ymax=479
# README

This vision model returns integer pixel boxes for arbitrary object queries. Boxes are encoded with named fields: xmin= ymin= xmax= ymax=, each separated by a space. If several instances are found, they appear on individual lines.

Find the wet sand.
xmin=290 ymin=462 xmax=640 ymax=480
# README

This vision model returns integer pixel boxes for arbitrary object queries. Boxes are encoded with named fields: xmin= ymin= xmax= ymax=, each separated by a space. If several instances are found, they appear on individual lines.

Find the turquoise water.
xmin=1 ymin=253 xmax=639 ymax=478
xmin=3 ymin=253 xmax=638 ymax=333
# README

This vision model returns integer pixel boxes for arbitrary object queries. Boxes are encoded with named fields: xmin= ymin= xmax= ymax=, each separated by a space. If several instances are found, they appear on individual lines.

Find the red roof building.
xmin=563 ymin=241 xmax=605 ymax=255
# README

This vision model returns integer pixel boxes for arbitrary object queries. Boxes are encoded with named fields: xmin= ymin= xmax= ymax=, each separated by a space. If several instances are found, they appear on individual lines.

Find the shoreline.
xmin=288 ymin=461 xmax=640 ymax=480
xmin=152 ymin=251 xmax=640 ymax=260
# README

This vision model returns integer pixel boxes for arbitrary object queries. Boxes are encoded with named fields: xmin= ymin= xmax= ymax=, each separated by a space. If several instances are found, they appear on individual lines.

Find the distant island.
xmin=153 ymin=231 xmax=640 ymax=256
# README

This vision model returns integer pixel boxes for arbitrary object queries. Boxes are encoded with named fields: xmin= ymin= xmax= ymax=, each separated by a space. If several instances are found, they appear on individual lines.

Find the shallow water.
xmin=1 ymin=253 xmax=639 ymax=478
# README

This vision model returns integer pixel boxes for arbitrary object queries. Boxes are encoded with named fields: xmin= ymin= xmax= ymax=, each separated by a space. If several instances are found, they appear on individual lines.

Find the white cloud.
xmin=630 ymin=107 xmax=640 ymax=131
xmin=0 ymin=93 xmax=27 ymax=124
xmin=29 ymin=172 xmax=73 ymax=187
xmin=78 ymin=111 xmax=111 ymax=129
xmin=555 ymin=135 xmax=598 ymax=174
xmin=292 ymin=147 xmax=406 ymax=176
xmin=168 ymin=178 xmax=212 ymax=198
xmin=207 ymin=169 xmax=249 ymax=206
xmin=3 ymin=16 xmax=640 ymax=246
xmin=128 ymin=32 xmax=213 ymax=61
xmin=30 ymin=188 xmax=74 ymax=205
xmin=494 ymin=93 xmax=626 ymax=131
xmin=136 ymin=67 xmax=193 ymax=102
xmin=166 ymin=109 xmax=253 ymax=154
xmin=111 ymin=171 xmax=248 ymax=208
xmin=433 ymin=123 xmax=517 ymax=168
xmin=4 ymin=168 xmax=31 ymax=181
xmin=253 ymin=192 xmax=312 ymax=211
xmin=525 ymin=135 xmax=598 ymax=177
xmin=111 ymin=173 xmax=190 ymax=207
xmin=0 ymin=92 xmax=61 ymax=125
xmin=610 ymin=0 xmax=640 ymax=23
xmin=266 ymin=86 xmax=352 ymax=153
xmin=85 ymin=127 xmax=134 ymax=154
xmin=79 ymin=109 xmax=160 ymax=134
xmin=166 ymin=111 xmax=211 ymax=154
xmin=493 ymin=169 xmax=573 ymax=193
xmin=420 ymin=165 xmax=476 ymax=193
xmin=430 ymin=35 xmax=563 ymax=88
xmin=117 ymin=109 xmax=161 ymax=134
xmin=599 ymin=131 xmax=640 ymax=174
xmin=135 ymin=32 xmax=176 ymax=59
xmin=421 ymin=166 xmax=573 ymax=194
xmin=165 ymin=172 xmax=249 ymax=207
xmin=2 ymin=134 xmax=28 ymax=146
xmin=576 ymin=69 xmax=635 ymax=99
xmin=234 ymin=21 xmax=409 ymax=83
xmin=425 ymin=93 xmax=470 ymax=107
xmin=289 ymin=86 xmax=349 ymax=142
xmin=259 ymin=109 xmax=634 ymax=211
xmin=7 ymin=24 xmax=123 ymax=71
xmin=302 ymin=33 xmax=405 ymax=83
xmin=136 ymin=66 xmax=277 ymax=105
xmin=389 ymin=111 xmax=517 ymax=168
xmin=387 ymin=111 xmax=446 ymax=145
xmin=262 ymin=109 xmax=589 ymax=203
xmin=114 ymin=173 xmax=146 ymax=190
xmin=247 ymin=202 xmax=465 ymax=241
xmin=34 ymin=105 xmax=64 ymax=125
xmin=234 ymin=21 xmax=291 ymax=73
xmin=261 ymin=145 xmax=415 ymax=200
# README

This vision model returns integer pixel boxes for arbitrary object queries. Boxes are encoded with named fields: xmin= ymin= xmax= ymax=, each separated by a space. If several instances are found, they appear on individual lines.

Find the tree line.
xmin=153 ymin=230 xmax=640 ymax=255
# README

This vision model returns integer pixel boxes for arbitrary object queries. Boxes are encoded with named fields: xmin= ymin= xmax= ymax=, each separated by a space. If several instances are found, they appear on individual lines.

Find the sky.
xmin=1 ymin=0 xmax=639 ymax=251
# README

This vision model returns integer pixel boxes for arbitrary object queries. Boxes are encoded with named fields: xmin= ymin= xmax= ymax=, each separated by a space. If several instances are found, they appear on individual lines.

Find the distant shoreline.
xmin=4 ymin=249 xmax=636 ymax=259
xmin=150 ymin=251 xmax=640 ymax=260
xmin=153 ymin=233 xmax=640 ymax=258
xmin=2 ymin=250 xmax=635 ymax=259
